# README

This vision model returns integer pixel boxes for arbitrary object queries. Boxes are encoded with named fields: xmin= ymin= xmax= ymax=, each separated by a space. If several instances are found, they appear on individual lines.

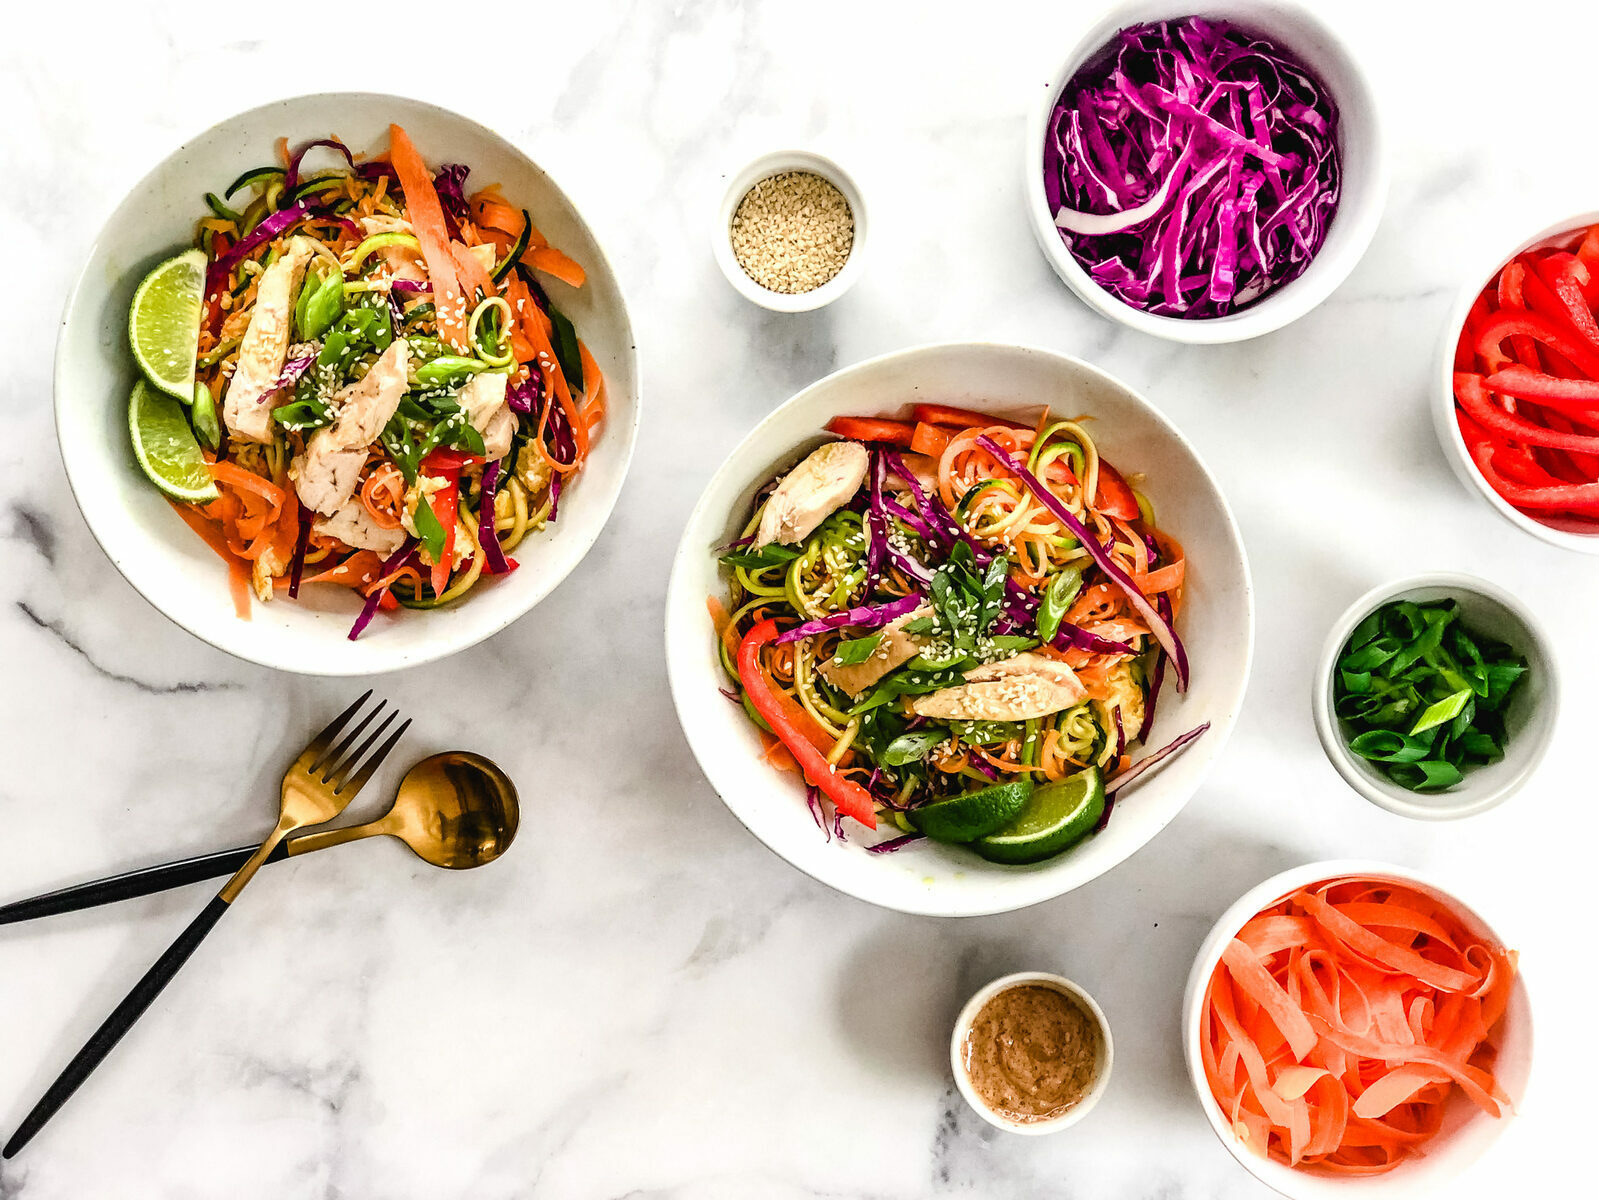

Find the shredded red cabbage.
xmin=867 ymin=832 xmax=925 ymax=855
xmin=286 ymin=501 xmax=311 ymax=599
xmin=432 ymin=164 xmax=471 ymax=239
xmin=208 ymin=203 xmax=360 ymax=297
xmin=975 ymin=436 xmax=1188 ymax=687
xmin=476 ymin=459 xmax=517 ymax=576
xmin=1046 ymin=17 xmax=1340 ymax=317
xmin=348 ymin=539 xmax=416 ymax=641
xmin=265 ymin=350 xmax=316 ymax=397
xmin=1105 ymin=721 xmax=1211 ymax=799
xmin=774 ymin=594 xmax=924 ymax=646
xmin=284 ymin=138 xmax=354 ymax=192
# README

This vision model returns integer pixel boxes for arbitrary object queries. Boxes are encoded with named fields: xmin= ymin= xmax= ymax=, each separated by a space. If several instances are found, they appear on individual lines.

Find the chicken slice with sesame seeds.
xmin=819 ymin=605 xmax=933 ymax=698
xmin=455 ymin=370 xmax=517 ymax=461
xmin=754 ymin=441 xmax=869 ymax=548
xmin=222 ymin=235 xmax=318 ymax=443
xmin=909 ymin=652 xmax=1087 ymax=721
xmin=291 ymin=338 xmax=411 ymax=515
xmin=312 ymin=499 xmax=407 ymax=556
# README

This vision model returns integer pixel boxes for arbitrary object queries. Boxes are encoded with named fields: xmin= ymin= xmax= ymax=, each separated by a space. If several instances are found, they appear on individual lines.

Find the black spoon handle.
xmin=0 ymin=843 xmax=289 ymax=926
xmin=3 ymin=894 xmax=232 ymax=1158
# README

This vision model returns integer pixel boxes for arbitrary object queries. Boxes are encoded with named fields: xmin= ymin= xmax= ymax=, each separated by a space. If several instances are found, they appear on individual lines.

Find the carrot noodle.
xmin=1203 ymin=878 xmax=1517 ymax=1175
xmin=359 ymin=463 xmax=407 ymax=529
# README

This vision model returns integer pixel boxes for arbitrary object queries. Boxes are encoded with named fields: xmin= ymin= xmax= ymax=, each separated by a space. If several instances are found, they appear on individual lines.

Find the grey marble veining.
xmin=0 ymin=1 xmax=1585 ymax=1195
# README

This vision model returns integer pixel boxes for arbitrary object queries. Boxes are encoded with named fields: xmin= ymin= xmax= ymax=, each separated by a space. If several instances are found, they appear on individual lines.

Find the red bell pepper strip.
xmin=911 ymin=403 xmax=1029 ymax=430
xmin=1467 ymin=438 xmax=1599 ymax=512
xmin=823 ymin=416 xmax=915 ymax=447
xmin=1454 ymin=373 xmax=1599 ymax=452
xmin=1093 ymin=461 xmax=1141 ymax=520
xmin=737 ymin=618 xmax=877 ymax=829
xmin=1528 ymin=252 xmax=1599 ymax=354
xmin=420 ymin=447 xmax=483 ymax=473
xmin=1578 ymin=227 xmax=1599 ymax=305
xmin=1456 ymin=288 xmax=1494 ymax=372
xmin=1484 ymin=364 xmax=1599 ymax=412
xmin=1478 ymin=312 xmax=1599 ymax=379
xmin=425 ymin=469 xmax=461 ymax=596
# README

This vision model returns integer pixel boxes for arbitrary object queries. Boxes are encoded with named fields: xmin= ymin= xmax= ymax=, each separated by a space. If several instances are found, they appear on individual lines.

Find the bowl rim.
xmin=1022 ymin=0 xmax=1389 ymax=344
xmin=663 ymin=338 xmax=1256 ymax=916
xmin=53 ymin=90 xmax=641 ymax=676
xmin=1180 ymin=858 xmax=1533 ymax=1196
xmin=1431 ymin=208 xmax=1599 ymax=553
xmin=949 ymin=970 xmax=1115 ymax=1135
xmin=712 ymin=149 xmax=867 ymax=313
xmin=1309 ymin=571 xmax=1558 ymax=820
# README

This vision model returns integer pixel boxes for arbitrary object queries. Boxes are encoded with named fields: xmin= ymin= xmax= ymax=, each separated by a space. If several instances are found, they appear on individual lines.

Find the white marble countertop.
xmin=0 ymin=1 xmax=1587 ymax=1194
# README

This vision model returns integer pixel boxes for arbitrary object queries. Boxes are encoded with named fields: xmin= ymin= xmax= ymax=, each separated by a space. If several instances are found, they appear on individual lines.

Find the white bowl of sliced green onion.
xmin=1311 ymin=573 xmax=1557 ymax=820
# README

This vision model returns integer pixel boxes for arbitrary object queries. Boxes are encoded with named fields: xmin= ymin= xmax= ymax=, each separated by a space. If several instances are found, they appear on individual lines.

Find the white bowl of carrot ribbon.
xmin=54 ymin=93 xmax=639 ymax=674
xmin=1182 ymin=860 xmax=1532 ymax=1197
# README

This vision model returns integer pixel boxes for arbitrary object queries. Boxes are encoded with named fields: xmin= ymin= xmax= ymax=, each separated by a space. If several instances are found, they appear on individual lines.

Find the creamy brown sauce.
xmin=962 ymin=984 xmax=1102 ymax=1123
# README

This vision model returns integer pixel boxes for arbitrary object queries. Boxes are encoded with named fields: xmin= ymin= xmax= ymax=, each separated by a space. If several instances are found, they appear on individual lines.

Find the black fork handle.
xmin=3 ymin=894 xmax=233 ymax=1158
xmin=0 ymin=843 xmax=289 ymax=926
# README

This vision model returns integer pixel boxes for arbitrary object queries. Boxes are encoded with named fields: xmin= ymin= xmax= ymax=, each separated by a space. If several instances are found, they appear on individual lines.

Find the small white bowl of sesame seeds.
xmin=714 ymin=150 xmax=866 ymax=312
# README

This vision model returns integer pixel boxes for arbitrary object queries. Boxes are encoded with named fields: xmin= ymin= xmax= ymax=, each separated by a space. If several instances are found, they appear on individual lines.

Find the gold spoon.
xmin=0 ymin=752 xmax=520 ymax=926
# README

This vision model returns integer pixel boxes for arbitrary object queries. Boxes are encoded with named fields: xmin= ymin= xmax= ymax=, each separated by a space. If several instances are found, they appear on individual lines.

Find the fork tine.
xmin=314 ymin=698 xmax=388 ymax=779
xmin=333 ymin=716 xmax=411 ymax=797
xmin=293 ymin=690 xmax=374 ymax=773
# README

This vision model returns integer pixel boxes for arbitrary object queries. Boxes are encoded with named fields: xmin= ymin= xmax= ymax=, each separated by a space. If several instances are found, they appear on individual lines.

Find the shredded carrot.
xmin=450 ymin=239 xmax=497 ymax=300
xmin=524 ymin=246 xmax=586 ymax=288
xmin=1202 ymin=877 xmax=1517 ymax=1175
xmin=359 ymin=463 xmax=407 ymax=530
xmin=706 ymin=596 xmax=740 ymax=659
xmin=171 ymin=502 xmax=252 ymax=618
xmin=387 ymin=124 xmax=470 ymax=351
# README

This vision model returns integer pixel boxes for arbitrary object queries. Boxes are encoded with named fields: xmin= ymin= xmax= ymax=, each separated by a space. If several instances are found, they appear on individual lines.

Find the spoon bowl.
xmin=385 ymin=751 xmax=520 ymax=869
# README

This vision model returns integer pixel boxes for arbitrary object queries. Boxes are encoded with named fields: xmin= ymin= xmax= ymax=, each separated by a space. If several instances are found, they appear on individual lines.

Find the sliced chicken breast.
xmin=755 ymin=441 xmax=869 ymax=548
xmin=223 ymin=236 xmax=319 ymax=443
xmin=909 ymin=652 xmax=1086 ymax=722
xmin=292 ymin=338 xmax=411 ymax=515
xmin=819 ymin=606 xmax=932 ymax=698
xmin=313 ymin=499 xmax=407 ymax=556
xmin=456 ymin=370 xmax=517 ymax=461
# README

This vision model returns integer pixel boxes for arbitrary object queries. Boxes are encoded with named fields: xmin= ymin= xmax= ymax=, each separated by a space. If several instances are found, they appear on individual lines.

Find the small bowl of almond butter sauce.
xmin=951 ymin=971 xmax=1113 ymax=1134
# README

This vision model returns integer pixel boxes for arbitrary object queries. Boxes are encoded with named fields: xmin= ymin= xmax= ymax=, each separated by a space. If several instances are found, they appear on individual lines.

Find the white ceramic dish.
xmin=1182 ymin=860 xmax=1532 ymax=1198
xmin=1432 ymin=209 xmax=1599 ymax=552
xmin=951 ymin=971 xmax=1114 ymax=1135
xmin=1023 ymin=0 xmax=1387 ymax=343
xmin=713 ymin=150 xmax=867 ymax=312
xmin=1311 ymin=573 xmax=1556 ymax=820
xmin=55 ymin=93 xmax=639 ymax=675
xmin=664 ymin=342 xmax=1253 ymax=916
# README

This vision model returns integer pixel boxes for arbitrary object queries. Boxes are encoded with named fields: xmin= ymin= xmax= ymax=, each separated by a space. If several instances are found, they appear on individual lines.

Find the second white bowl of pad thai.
xmin=666 ymin=343 xmax=1252 ymax=916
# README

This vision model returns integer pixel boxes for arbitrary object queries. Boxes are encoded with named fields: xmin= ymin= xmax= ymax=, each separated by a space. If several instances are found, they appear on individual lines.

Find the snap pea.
xmin=296 ymin=268 xmax=345 ymax=341
xmin=191 ymin=382 xmax=221 ymax=449
xmin=414 ymin=356 xmax=488 ymax=386
xmin=1035 ymin=566 xmax=1084 ymax=643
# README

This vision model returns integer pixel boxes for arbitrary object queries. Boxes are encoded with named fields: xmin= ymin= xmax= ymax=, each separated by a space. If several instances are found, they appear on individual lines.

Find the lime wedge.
xmin=129 ymin=380 xmax=218 ymax=502
xmin=128 ymin=249 xmax=206 ymax=400
xmin=975 ymin=768 xmax=1104 ymax=864
xmin=910 ymin=781 xmax=1032 ymax=843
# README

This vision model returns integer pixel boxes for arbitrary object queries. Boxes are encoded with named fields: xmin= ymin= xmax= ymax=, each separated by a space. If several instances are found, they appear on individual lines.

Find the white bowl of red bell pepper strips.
xmin=1436 ymin=211 xmax=1599 ymax=553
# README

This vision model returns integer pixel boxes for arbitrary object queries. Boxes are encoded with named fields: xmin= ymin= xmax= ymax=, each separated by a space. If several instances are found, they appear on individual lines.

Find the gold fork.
xmin=2 ymin=691 xmax=409 ymax=1159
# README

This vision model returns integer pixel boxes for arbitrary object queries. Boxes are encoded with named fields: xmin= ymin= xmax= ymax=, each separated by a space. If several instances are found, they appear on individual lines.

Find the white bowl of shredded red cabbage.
xmin=1183 ymin=861 xmax=1531 ymax=1195
xmin=1027 ymin=2 xmax=1387 ymax=342
xmin=55 ymin=93 xmax=638 ymax=674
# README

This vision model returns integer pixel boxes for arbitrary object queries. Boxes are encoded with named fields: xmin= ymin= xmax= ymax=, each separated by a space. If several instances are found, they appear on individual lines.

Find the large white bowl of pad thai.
xmin=666 ymin=342 xmax=1252 ymax=916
